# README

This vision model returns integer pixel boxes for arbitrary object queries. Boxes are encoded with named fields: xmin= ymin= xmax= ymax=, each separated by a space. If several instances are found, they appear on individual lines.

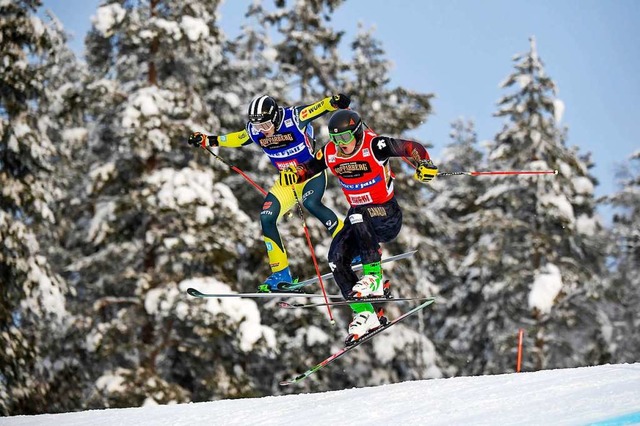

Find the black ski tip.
xmin=186 ymin=288 xmax=202 ymax=297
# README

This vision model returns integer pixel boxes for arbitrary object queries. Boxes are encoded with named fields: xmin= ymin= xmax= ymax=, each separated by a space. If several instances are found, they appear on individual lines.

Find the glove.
xmin=188 ymin=132 xmax=218 ymax=148
xmin=414 ymin=159 xmax=438 ymax=183
xmin=330 ymin=93 xmax=351 ymax=109
xmin=279 ymin=165 xmax=300 ymax=186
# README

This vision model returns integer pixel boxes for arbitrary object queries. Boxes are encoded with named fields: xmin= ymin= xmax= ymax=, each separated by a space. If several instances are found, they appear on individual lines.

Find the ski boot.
xmin=347 ymin=261 xmax=391 ymax=299
xmin=257 ymin=266 xmax=295 ymax=293
xmin=345 ymin=308 xmax=388 ymax=346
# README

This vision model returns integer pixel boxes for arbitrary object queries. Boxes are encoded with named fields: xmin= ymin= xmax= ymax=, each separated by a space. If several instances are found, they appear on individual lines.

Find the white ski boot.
xmin=349 ymin=276 xmax=391 ymax=298
xmin=345 ymin=311 xmax=381 ymax=345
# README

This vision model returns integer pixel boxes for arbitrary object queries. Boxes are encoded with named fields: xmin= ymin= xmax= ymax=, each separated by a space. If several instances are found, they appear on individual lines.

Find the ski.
xmin=186 ymin=287 xmax=341 ymax=299
xmin=283 ymin=250 xmax=418 ymax=291
xmin=278 ymin=296 xmax=434 ymax=309
xmin=279 ymin=297 xmax=435 ymax=386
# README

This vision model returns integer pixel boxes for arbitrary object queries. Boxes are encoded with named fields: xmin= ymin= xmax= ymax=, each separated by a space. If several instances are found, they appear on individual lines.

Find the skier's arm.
xmin=187 ymin=129 xmax=252 ymax=149
xmin=279 ymin=146 xmax=329 ymax=185
xmin=372 ymin=137 xmax=430 ymax=162
xmin=372 ymin=137 xmax=438 ymax=183
xmin=215 ymin=129 xmax=253 ymax=148
xmin=294 ymin=94 xmax=351 ymax=128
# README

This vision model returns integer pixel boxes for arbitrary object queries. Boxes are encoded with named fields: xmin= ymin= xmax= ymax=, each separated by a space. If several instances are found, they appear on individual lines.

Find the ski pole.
xmin=202 ymin=146 xmax=267 ymax=196
xmin=437 ymin=170 xmax=559 ymax=177
xmin=290 ymin=185 xmax=336 ymax=325
xmin=401 ymin=157 xmax=558 ymax=177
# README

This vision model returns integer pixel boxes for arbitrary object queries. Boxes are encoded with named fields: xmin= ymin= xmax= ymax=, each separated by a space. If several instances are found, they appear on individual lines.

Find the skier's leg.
xmin=349 ymin=207 xmax=382 ymax=265
xmin=349 ymin=201 xmax=403 ymax=297
xmin=300 ymin=170 xmax=343 ymax=237
xmin=344 ymin=209 xmax=383 ymax=297
xmin=328 ymin=214 xmax=375 ymax=314
xmin=365 ymin=198 xmax=403 ymax=244
xmin=259 ymin=184 xmax=297 ymax=289
xmin=327 ymin=220 xmax=358 ymax=297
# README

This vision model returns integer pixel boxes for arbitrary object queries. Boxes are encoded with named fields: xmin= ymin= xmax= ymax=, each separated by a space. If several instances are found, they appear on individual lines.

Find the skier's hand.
xmin=279 ymin=165 xmax=300 ymax=186
xmin=330 ymin=93 xmax=351 ymax=109
xmin=414 ymin=159 xmax=438 ymax=183
xmin=188 ymin=132 xmax=218 ymax=148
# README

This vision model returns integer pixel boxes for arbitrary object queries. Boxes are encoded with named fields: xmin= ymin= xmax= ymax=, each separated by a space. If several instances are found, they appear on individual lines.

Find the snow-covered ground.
xmin=5 ymin=363 xmax=640 ymax=425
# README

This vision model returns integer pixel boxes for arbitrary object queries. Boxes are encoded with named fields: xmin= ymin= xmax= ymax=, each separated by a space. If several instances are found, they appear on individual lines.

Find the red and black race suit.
xmin=297 ymin=130 xmax=431 ymax=295
xmin=324 ymin=130 xmax=395 ymax=206
xmin=298 ymin=129 xmax=431 ymax=206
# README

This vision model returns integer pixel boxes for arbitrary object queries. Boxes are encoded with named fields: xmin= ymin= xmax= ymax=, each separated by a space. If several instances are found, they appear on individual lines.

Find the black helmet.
xmin=247 ymin=95 xmax=281 ymax=130
xmin=328 ymin=109 xmax=363 ymax=145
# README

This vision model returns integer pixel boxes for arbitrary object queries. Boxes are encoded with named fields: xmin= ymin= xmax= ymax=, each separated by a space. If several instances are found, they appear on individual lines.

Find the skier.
xmin=188 ymin=94 xmax=351 ymax=292
xmin=278 ymin=109 xmax=438 ymax=343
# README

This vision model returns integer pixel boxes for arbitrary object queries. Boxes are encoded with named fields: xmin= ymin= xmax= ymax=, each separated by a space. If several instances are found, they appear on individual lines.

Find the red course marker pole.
xmin=516 ymin=328 xmax=524 ymax=373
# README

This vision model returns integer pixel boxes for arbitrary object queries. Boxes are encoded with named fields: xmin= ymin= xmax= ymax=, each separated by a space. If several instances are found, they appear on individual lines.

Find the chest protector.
xmin=246 ymin=107 xmax=314 ymax=171
xmin=324 ymin=130 xmax=395 ymax=206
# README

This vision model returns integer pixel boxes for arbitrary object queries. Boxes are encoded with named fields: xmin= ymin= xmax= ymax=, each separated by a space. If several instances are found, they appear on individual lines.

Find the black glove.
xmin=330 ymin=93 xmax=351 ymax=109
xmin=188 ymin=132 xmax=218 ymax=148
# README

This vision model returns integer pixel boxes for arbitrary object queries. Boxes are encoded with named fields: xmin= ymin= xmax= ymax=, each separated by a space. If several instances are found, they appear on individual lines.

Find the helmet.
xmin=328 ymin=109 xmax=363 ymax=145
xmin=247 ymin=95 xmax=281 ymax=132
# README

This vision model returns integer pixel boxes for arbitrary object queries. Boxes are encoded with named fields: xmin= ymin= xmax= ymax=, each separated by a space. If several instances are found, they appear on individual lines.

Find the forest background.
xmin=1 ymin=0 xmax=638 ymax=416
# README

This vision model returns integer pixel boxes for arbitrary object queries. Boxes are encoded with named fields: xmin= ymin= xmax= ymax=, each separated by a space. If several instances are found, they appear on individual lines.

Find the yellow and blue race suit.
xmin=217 ymin=96 xmax=345 ymax=276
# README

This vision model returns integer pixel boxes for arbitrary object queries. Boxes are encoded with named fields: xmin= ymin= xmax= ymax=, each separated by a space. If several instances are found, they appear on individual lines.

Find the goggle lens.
xmin=251 ymin=121 xmax=274 ymax=132
xmin=329 ymin=130 xmax=355 ymax=145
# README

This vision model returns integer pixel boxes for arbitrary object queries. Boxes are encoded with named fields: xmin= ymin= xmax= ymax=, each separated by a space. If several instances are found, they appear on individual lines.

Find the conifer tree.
xmin=603 ymin=152 xmax=640 ymax=362
xmin=449 ymin=37 xmax=609 ymax=375
xmin=65 ymin=0 xmax=278 ymax=407
xmin=255 ymin=0 xmax=346 ymax=99
xmin=220 ymin=2 xmax=289 ymax=201
xmin=0 ymin=0 xmax=75 ymax=415
xmin=424 ymin=119 xmax=491 ymax=372
xmin=345 ymin=23 xmax=433 ymax=135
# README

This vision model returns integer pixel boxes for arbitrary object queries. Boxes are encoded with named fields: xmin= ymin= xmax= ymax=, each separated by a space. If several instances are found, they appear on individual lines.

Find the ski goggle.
xmin=251 ymin=120 xmax=274 ymax=133
xmin=329 ymin=128 xmax=358 ymax=145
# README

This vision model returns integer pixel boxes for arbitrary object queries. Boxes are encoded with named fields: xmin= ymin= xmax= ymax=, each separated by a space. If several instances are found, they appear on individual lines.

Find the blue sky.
xmin=42 ymin=0 xmax=639 ymax=216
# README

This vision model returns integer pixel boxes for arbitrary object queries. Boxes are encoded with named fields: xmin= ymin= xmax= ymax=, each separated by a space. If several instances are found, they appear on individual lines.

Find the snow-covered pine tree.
xmin=64 ymin=0 xmax=279 ymax=408
xmin=425 ymin=119 xmax=492 ymax=374
xmin=255 ymin=0 xmax=345 ymax=100
xmin=220 ymin=2 xmax=290 ymax=211
xmin=344 ymin=23 xmax=434 ymax=135
xmin=603 ymin=151 xmax=640 ymax=362
xmin=451 ymin=37 xmax=609 ymax=375
xmin=28 ymin=10 xmax=97 ymax=414
xmin=0 ymin=0 xmax=74 ymax=415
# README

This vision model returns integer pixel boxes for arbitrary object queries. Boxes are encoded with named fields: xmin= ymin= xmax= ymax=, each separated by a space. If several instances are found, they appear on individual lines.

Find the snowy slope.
xmin=5 ymin=363 xmax=640 ymax=425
